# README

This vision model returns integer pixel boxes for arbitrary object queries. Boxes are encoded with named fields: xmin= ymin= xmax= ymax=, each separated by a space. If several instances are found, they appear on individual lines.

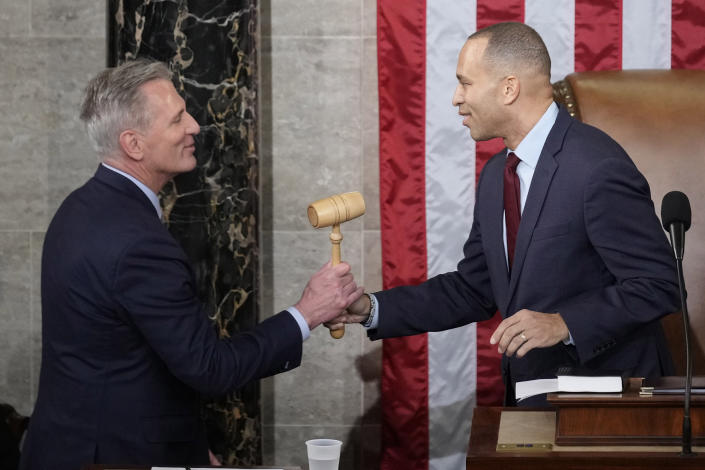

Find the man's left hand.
xmin=490 ymin=309 xmax=570 ymax=358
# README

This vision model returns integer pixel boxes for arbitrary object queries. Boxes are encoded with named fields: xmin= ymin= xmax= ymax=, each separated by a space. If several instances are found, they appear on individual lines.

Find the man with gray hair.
xmin=20 ymin=60 xmax=362 ymax=470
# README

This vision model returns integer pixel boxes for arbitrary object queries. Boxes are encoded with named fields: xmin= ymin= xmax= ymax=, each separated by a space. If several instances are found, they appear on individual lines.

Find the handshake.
xmin=298 ymin=191 xmax=372 ymax=336
xmin=294 ymin=261 xmax=373 ymax=334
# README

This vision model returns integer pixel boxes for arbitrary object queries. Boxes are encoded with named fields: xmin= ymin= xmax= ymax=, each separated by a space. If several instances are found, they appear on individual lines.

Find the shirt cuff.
xmin=286 ymin=306 xmax=310 ymax=341
xmin=361 ymin=293 xmax=379 ymax=330
xmin=562 ymin=331 xmax=575 ymax=346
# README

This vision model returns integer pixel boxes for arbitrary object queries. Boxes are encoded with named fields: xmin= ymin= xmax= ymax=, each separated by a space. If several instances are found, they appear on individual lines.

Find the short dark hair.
xmin=468 ymin=22 xmax=551 ymax=78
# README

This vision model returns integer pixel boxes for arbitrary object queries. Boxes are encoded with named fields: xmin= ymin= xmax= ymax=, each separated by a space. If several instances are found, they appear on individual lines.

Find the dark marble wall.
xmin=108 ymin=0 xmax=261 ymax=464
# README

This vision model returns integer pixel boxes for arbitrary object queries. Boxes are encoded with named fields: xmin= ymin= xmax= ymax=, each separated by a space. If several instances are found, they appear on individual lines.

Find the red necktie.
xmin=504 ymin=152 xmax=521 ymax=269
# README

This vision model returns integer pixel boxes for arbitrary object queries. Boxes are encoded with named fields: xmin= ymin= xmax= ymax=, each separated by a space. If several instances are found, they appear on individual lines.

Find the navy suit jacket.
xmin=21 ymin=165 xmax=303 ymax=470
xmin=372 ymin=107 xmax=678 ymax=391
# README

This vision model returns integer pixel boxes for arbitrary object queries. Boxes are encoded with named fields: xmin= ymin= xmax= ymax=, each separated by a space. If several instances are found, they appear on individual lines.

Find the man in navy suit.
xmin=329 ymin=22 xmax=678 ymax=404
xmin=20 ymin=60 xmax=363 ymax=470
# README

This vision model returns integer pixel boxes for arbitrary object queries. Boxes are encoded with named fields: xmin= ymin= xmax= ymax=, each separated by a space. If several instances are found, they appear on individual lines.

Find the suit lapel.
xmin=506 ymin=108 xmax=572 ymax=306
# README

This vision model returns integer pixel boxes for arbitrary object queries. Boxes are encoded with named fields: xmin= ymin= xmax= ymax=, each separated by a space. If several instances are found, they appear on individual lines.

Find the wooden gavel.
xmin=307 ymin=191 xmax=366 ymax=339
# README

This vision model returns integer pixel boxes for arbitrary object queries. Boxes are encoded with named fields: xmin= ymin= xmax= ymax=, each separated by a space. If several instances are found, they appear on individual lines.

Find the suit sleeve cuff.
xmin=286 ymin=306 xmax=310 ymax=341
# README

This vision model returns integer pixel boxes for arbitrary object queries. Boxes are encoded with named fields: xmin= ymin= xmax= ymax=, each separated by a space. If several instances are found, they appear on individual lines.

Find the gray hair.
xmin=80 ymin=59 xmax=172 ymax=158
xmin=469 ymin=22 xmax=551 ymax=78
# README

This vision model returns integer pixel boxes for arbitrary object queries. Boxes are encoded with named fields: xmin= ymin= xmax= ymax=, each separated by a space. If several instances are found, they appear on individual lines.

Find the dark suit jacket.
xmin=20 ymin=165 xmax=303 ymax=470
xmin=372 ymin=107 xmax=678 ymax=392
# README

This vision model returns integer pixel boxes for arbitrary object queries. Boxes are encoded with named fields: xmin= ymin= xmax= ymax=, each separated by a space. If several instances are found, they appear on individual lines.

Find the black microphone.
xmin=661 ymin=191 xmax=695 ymax=457
xmin=662 ymin=191 xmax=691 ymax=260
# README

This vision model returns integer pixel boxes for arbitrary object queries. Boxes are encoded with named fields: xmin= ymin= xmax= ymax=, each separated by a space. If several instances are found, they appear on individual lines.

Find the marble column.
xmin=107 ymin=0 xmax=261 ymax=464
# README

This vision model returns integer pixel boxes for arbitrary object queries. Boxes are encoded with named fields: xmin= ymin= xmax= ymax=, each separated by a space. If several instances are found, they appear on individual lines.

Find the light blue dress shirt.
xmin=503 ymin=102 xmax=559 ymax=266
xmin=101 ymin=163 xmax=311 ymax=340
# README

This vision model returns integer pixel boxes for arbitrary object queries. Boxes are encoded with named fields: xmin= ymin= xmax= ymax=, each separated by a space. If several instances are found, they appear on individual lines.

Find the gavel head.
xmin=308 ymin=191 xmax=366 ymax=228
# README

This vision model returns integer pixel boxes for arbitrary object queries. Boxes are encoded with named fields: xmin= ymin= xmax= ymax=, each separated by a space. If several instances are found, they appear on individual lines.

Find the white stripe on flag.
xmin=622 ymin=0 xmax=671 ymax=69
xmin=526 ymin=0 xmax=576 ymax=81
xmin=425 ymin=1 xmax=477 ymax=469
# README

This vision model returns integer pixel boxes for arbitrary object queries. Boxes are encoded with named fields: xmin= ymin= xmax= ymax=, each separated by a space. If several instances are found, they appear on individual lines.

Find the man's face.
xmin=452 ymin=38 xmax=505 ymax=141
xmin=139 ymin=79 xmax=200 ymax=180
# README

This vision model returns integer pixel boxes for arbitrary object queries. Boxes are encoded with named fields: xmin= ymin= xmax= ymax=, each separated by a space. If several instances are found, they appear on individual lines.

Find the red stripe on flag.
xmin=377 ymin=1 xmax=429 ymax=469
xmin=575 ymin=0 xmax=623 ymax=72
xmin=672 ymin=0 xmax=705 ymax=69
xmin=477 ymin=0 xmax=524 ymax=28
xmin=473 ymin=0 xmax=525 ymax=407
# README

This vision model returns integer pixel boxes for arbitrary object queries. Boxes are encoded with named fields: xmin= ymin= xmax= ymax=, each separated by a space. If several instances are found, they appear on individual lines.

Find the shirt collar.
xmin=508 ymin=102 xmax=559 ymax=169
xmin=101 ymin=163 xmax=163 ymax=220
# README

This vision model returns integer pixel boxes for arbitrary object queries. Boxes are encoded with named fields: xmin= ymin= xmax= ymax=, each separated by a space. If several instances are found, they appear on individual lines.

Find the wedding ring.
xmin=520 ymin=332 xmax=527 ymax=342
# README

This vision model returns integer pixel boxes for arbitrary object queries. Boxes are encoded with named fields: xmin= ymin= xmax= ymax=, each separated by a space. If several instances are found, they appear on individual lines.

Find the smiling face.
xmin=452 ymin=37 xmax=507 ymax=142
xmin=138 ymin=79 xmax=200 ymax=182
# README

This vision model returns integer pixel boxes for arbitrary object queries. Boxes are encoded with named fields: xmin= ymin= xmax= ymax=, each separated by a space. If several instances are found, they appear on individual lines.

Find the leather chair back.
xmin=553 ymin=70 xmax=705 ymax=374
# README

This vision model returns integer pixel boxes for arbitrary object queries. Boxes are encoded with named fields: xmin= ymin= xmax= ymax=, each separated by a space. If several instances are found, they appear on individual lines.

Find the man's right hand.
xmin=295 ymin=262 xmax=364 ymax=330
xmin=324 ymin=293 xmax=371 ymax=331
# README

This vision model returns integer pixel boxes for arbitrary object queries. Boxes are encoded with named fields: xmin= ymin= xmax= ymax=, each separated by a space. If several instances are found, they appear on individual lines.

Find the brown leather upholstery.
xmin=553 ymin=70 xmax=705 ymax=374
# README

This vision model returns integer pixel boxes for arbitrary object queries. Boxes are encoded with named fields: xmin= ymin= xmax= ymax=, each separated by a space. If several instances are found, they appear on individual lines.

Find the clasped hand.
xmin=490 ymin=309 xmax=570 ymax=358
xmin=294 ymin=262 xmax=364 ymax=330
xmin=323 ymin=293 xmax=370 ymax=331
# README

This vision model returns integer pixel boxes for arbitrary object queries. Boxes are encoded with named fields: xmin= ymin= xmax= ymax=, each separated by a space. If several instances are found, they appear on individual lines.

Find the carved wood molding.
xmin=552 ymin=78 xmax=581 ymax=121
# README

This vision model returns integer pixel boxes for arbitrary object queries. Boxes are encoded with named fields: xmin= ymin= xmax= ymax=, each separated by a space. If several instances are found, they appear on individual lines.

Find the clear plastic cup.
xmin=305 ymin=438 xmax=342 ymax=470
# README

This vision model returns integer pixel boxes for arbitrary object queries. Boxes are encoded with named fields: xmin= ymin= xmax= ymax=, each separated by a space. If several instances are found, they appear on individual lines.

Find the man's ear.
xmin=118 ymin=129 xmax=145 ymax=162
xmin=502 ymin=75 xmax=520 ymax=105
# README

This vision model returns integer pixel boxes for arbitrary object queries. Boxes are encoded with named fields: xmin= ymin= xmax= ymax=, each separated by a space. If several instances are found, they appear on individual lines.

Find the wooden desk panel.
xmin=467 ymin=407 xmax=705 ymax=470
xmin=548 ymin=378 xmax=705 ymax=445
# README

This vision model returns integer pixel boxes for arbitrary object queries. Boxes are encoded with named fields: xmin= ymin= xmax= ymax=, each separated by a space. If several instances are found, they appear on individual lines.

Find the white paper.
xmin=557 ymin=374 xmax=623 ymax=392
xmin=515 ymin=378 xmax=558 ymax=401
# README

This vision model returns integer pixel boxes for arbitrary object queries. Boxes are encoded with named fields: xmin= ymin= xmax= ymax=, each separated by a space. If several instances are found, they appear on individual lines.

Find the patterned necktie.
xmin=504 ymin=152 xmax=521 ymax=270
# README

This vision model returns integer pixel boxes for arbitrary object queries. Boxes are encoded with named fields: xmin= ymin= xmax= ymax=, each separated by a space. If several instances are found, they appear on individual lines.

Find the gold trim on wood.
xmin=552 ymin=79 xmax=581 ymax=121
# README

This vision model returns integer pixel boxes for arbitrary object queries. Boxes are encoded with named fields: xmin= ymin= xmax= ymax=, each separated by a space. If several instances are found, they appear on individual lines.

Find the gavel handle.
xmin=330 ymin=225 xmax=344 ymax=339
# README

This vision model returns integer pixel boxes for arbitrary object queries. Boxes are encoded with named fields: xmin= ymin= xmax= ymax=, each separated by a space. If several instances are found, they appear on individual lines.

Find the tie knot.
xmin=506 ymin=152 xmax=521 ymax=171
